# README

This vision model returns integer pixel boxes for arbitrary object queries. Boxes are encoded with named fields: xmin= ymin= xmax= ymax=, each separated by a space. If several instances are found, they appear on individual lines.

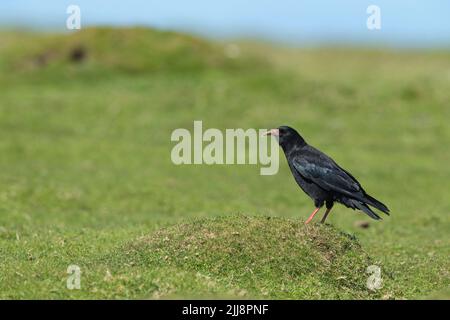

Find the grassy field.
xmin=0 ymin=27 xmax=449 ymax=299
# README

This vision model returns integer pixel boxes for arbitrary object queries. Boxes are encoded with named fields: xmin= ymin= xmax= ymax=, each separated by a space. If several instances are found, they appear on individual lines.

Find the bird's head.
xmin=263 ymin=126 xmax=306 ymax=150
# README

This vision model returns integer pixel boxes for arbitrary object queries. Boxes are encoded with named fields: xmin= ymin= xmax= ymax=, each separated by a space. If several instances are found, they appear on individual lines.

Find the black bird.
xmin=264 ymin=126 xmax=390 ymax=224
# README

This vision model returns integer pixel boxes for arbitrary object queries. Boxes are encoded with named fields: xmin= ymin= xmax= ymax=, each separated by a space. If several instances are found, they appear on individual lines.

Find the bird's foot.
xmin=305 ymin=207 xmax=321 ymax=224
xmin=320 ymin=208 xmax=332 ymax=224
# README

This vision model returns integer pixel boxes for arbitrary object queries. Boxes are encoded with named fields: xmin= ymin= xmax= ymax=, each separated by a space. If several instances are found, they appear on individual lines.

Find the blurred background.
xmin=1 ymin=0 xmax=450 ymax=48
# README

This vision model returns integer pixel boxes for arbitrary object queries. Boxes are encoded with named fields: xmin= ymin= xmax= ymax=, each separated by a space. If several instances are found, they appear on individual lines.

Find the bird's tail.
xmin=349 ymin=199 xmax=381 ymax=220
xmin=363 ymin=194 xmax=390 ymax=215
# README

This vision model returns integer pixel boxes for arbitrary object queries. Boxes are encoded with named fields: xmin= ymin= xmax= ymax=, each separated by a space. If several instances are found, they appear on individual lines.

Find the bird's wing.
xmin=292 ymin=153 xmax=363 ymax=199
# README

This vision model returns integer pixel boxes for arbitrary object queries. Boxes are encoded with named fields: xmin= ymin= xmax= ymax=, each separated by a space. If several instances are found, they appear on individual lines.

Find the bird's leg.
xmin=320 ymin=208 xmax=332 ymax=224
xmin=305 ymin=207 xmax=321 ymax=224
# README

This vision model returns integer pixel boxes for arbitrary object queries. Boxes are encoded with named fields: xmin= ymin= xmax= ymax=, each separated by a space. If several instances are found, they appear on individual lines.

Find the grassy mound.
xmin=0 ymin=27 xmax=264 ymax=78
xmin=116 ymin=216 xmax=378 ymax=299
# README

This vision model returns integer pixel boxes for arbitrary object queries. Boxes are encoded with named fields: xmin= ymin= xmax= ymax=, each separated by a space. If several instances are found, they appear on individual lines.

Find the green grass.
xmin=119 ymin=216 xmax=375 ymax=299
xmin=0 ymin=27 xmax=449 ymax=299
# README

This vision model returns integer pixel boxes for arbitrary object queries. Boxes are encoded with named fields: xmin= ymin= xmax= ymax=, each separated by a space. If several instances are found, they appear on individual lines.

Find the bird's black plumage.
xmin=270 ymin=126 xmax=389 ymax=222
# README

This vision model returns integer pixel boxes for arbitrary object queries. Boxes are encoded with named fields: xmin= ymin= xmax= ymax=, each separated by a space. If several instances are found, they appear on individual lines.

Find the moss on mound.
xmin=119 ymin=216 xmax=380 ymax=299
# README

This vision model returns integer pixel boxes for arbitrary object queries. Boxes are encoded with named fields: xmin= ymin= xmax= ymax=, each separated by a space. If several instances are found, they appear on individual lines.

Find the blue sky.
xmin=1 ymin=1 xmax=449 ymax=47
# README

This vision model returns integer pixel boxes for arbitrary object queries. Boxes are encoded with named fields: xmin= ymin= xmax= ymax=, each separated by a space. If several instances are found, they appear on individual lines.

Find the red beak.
xmin=263 ymin=129 xmax=280 ymax=136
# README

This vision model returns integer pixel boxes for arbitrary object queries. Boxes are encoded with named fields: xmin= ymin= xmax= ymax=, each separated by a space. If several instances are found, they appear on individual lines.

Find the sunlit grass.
xmin=0 ymin=27 xmax=448 ymax=299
